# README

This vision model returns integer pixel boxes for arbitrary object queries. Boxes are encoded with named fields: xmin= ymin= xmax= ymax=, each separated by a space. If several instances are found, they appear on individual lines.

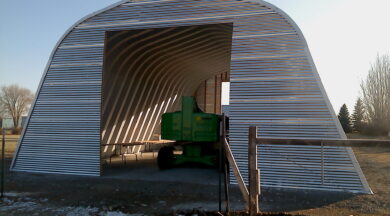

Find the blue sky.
xmin=0 ymin=0 xmax=118 ymax=91
xmin=1 ymin=0 xmax=389 ymax=112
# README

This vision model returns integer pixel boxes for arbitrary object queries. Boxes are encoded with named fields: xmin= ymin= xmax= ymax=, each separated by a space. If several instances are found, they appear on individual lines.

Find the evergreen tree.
xmin=352 ymin=98 xmax=364 ymax=133
xmin=338 ymin=104 xmax=352 ymax=133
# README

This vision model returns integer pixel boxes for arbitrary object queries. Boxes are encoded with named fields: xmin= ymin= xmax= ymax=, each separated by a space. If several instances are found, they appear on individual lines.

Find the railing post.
xmin=1 ymin=129 xmax=5 ymax=198
xmin=248 ymin=126 xmax=259 ymax=215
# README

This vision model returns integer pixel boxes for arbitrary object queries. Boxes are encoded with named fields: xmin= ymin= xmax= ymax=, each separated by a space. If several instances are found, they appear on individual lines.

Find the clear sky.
xmin=1 ymin=0 xmax=389 ymax=112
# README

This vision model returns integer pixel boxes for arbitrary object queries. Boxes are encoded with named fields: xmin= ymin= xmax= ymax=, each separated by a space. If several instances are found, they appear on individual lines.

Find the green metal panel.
xmin=161 ymin=96 xmax=219 ymax=142
xmin=161 ymin=112 xmax=182 ymax=140
xmin=174 ymin=145 xmax=216 ymax=166
xmin=182 ymin=96 xmax=194 ymax=140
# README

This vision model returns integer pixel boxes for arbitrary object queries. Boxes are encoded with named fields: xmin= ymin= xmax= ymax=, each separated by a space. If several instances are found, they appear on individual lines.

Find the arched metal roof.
xmin=11 ymin=0 xmax=370 ymax=193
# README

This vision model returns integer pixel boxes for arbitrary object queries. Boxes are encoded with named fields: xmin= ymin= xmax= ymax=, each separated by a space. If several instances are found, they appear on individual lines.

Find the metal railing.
xmin=247 ymin=126 xmax=390 ymax=215
xmin=1 ymin=130 xmax=6 ymax=197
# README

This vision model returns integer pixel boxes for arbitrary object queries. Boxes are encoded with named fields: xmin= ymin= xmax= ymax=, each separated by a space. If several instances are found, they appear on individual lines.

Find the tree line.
xmin=0 ymin=84 xmax=34 ymax=134
xmin=338 ymin=54 xmax=390 ymax=136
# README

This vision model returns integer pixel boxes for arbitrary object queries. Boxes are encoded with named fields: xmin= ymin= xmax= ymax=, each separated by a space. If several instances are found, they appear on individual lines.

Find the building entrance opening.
xmin=100 ymin=23 xmax=233 ymax=181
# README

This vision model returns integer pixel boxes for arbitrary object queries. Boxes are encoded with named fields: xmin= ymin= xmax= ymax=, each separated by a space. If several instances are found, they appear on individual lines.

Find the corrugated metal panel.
xmin=11 ymin=0 xmax=370 ymax=193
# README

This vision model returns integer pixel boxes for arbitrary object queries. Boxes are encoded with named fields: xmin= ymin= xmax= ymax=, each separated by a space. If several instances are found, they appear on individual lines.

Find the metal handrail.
xmin=247 ymin=126 xmax=390 ymax=216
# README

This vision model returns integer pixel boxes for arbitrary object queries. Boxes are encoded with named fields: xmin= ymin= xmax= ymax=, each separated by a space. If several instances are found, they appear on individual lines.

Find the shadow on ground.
xmin=1 ymin=155 xmax=357 ymax=215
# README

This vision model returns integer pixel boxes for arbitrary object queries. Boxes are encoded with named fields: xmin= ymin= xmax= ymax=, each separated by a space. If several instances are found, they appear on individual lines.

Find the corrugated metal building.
xmin=11 ymin=0 xmax=371 ymax=193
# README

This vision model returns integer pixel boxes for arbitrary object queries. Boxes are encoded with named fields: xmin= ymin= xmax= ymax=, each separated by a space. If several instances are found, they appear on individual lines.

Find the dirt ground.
xmin=0 ymin=135 xmax=389 ymax=215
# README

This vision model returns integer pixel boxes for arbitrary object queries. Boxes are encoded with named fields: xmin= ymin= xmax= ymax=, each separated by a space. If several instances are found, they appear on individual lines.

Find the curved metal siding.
xmin=11 ymin=0 xmax=370 ymax=193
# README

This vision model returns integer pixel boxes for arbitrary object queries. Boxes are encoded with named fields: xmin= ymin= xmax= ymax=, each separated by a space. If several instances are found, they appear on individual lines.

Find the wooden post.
xmin=204 ymin=80 xmax=207 ymax=111
xmin=248 ymin=126 xmax=259 ymax=215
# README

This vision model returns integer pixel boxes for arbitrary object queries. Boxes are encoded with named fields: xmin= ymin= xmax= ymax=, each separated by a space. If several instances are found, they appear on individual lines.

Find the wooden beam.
xmin=214 ymin=75 xmax=218 ymax=113
xmin=223 ymin=138 xmax=249 ymax=208
xmin=256 ymin=138 xmax=390 ymax=148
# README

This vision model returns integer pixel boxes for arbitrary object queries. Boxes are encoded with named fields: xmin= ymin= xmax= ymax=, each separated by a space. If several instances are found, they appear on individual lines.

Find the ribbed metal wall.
xmin=11 ymin=0 xmax=370 ymax=193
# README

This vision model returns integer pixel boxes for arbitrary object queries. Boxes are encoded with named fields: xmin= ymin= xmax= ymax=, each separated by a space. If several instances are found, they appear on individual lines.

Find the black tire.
xmin=157 ymin=146 xmax=174 ymax=170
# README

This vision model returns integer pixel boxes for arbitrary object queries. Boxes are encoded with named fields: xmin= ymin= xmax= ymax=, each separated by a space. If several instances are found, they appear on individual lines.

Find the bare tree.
xmin=0 ymin=84 xmax=34 ymax=129
xmin=0 ymin=105 xmax=5 ymax=119
xmin=360 ymin=54 xmax=390 ymax=133
xmin=0 ymin=105 xmax=5 ymax=127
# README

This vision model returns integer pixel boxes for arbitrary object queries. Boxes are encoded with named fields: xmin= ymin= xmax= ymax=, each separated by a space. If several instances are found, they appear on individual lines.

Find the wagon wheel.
xmin=157 ymin=146 xmax=175 ymax=169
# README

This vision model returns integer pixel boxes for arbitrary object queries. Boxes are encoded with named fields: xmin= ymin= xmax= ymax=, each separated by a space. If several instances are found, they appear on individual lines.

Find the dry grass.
xmin=0 ymin=134 xmax=19 ymax=157
xmin=347 ymin=133 xmax=390 ymax=140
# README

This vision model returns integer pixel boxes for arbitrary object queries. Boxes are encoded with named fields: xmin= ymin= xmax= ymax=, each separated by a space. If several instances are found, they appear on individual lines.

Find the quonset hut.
xmin=11 ymin=0 xmax=371 ymax=193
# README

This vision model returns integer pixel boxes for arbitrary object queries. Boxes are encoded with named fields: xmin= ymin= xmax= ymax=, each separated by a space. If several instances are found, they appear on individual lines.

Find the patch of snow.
xmin=172 ymin=202 xmax=218 ymax=211
xmin=0 ymin=197 xmax=144 ymax=216
xmin=3 ymin=191 xmax=30 ymax=197
xmin=0 ymin=201 xmax=38 ymax=212
xmin=40 ymin=198 xmax=48 ymax=202
xmin=100 ymin=211 xmax=144 ymax=216
xmin=1 ymin=197 xmax=13 ymax=205
xmin=62 ymin=206 xmax=99 ymax=216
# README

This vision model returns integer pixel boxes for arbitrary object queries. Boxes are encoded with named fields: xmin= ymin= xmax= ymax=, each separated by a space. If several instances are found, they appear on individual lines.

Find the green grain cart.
xmin=158 ymin=96 xmax=221 ymax=169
